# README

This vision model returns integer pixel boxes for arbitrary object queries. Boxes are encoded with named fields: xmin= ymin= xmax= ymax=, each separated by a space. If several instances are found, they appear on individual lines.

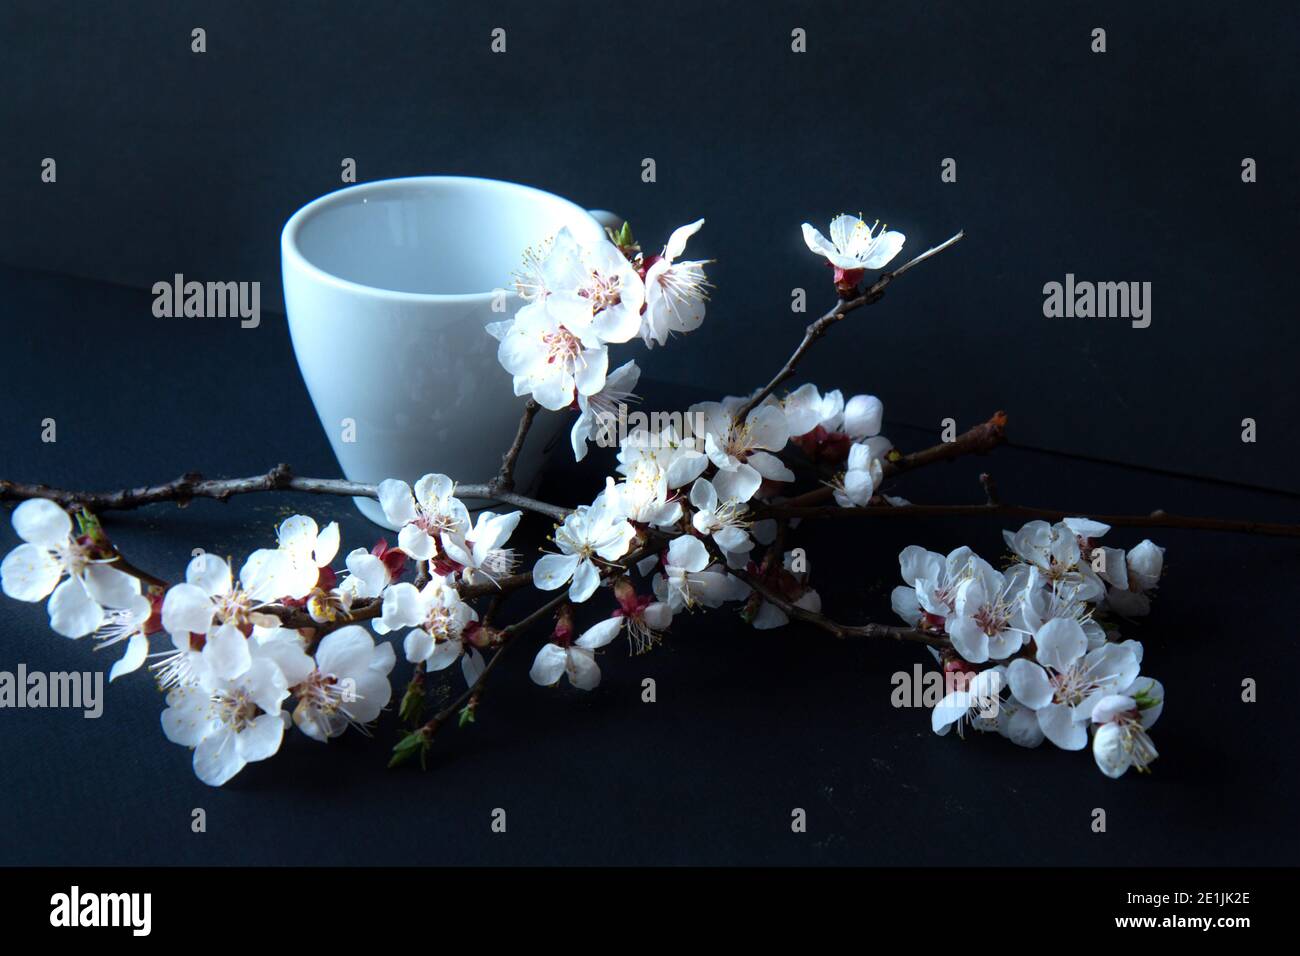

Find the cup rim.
xmin=280 ymin=175 xmax=593 ymax=302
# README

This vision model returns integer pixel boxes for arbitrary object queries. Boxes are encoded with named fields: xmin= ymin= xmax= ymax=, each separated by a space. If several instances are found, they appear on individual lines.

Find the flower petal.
xmin=533 ymin=553 xmax=580 ymax=591
xmin=186 ymin=553 xmax=232 ymax=596
xmin=745 ymin=451 xmax=795 ymax=483
xmin=11 ymin=498 xmax=72 ymax=547
xmin=947 ymin=616 xmax=989 ymax=664
xmin=397 ymin=524 xmax=437 ymax=561
xmin=315 ymin=625 xmax=375 ymax=677
xmin=314 ymin=522 xmax=341 ymax=566
xmin=161 ymin=687 xmax=214 ymax=747
xmin=1034 ymin=617 xmax=1087 ymax=672
xmin=1037 ymin=703 xmax=1087 ymax=750
xmin=529 ymin=643 xmax=568 ymax=686
xmin=161 ymin=582 xmax=215 ymax=636
xmin=193 ymin=728 xmax=246 ymax=787
xmin=110 ymin=633 xmax=150 ymax=681
xmin=403 ymin=628 xmax=434 ymax=664
xmin=378 ymin=479 xmax=418 ymax=526
xmin=81 ymin=563 xmax=141 ymax=609
xmin=203 ymin=623 xmax=253 ymax=681
xmin=663 ymin=219 xmax=704 ymax=260
xmin=427 ymin=636 xmax=463 ymax=671
xmin=48 ymin=577 xmax=103 ymax=638
xmin=566 ymin=646 xmax=602 ymax=690
xmin=1007 ymin=659 xmax=1053 ymax=710
xmin=1 ymin=542 xmax=62 ymax=602
xmin=843 ymin=394 xmax=883 ymax=438
xmin=235 ymin=713 xmax=285 ymax=763
xmin=576 ymin=617 xmax=621 ymax=649
xmin=568 ymin=558 xmax=601 ymax=603
xmin=801 ymin=223 xmax=836 ymax=260
xmin=1091 ymin=722 xmax=1131 ymax=778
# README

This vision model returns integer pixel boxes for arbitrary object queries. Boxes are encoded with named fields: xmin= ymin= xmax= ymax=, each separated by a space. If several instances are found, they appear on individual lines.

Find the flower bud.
xmin=552 ymin=604 xmax=576 ymax=647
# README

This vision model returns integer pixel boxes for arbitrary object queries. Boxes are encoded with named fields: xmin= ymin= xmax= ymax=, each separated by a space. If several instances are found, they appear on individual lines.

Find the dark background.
xmin=1 ymin=1 xmax=1298 ymax=866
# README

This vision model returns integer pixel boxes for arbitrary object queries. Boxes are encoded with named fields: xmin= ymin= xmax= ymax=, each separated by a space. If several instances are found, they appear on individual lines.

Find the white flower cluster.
xmin=0 ymin=498 xmax=147 ymax=672
xmin=487 ymin=219 xmax=711 ymax=424
xmin=518 ymin=378 xmax=896 ymax=688
xmin=0 ymin=473 xmax=534 ymax=786
xmin=373 ymin=473 xmax=525 ymax=681
xmin=894 ymin=518 xmax=1166 ymax=778
xmin=0 ymin=209 xmax=1178 ymax=788
xmin=0 ymin=499 xmax=403 ymax=786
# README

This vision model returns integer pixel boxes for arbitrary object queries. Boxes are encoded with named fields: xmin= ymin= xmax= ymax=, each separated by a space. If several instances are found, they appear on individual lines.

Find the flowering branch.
xmin=763 ymin=498 xmax=1300 ymax=538
xmin=731 ymin=567 xmax=949 ymax=648
xmin=731 ymin=230 xmax=965 ymax=424
xmin=0 ymin=463 xmax=570 ymax=524
xmin=402 ymin=592 xmax=568 ymax=759
xmin=496 ymin=398 xmax=541 ymax=492
xmin=0 ymin=209 xmax=1268 ymax=786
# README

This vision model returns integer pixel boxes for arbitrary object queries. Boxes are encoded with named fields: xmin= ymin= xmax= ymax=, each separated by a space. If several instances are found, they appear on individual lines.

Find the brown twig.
xmin=415 ymin=535 xmax=668 ymax=737
xmin=759 ymin=500 xmax=1300 ymax=538
xmin=0 ymin=465 xmax=571 ymax=523
xmin=732 ymin=567 xmax=949 ymax=648
xmin=267 ymin=570 xmax=538 ymax=632
xmin=768 ymin=412 xmax=1009 ymax=510
xmin=731 ymin=231 xmax=966 ymax=424
xmin=421 ymin=592 xmax=569 ymax=734
xmin=496 ymin=399 xmax=540 ymax=492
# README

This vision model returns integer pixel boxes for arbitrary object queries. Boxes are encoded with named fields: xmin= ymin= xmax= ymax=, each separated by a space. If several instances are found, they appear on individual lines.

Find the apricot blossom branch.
xmin=731 ymin=230 xmax=966 ymax=424
xmin=0 ymin=210 xmax=1274 ymax=787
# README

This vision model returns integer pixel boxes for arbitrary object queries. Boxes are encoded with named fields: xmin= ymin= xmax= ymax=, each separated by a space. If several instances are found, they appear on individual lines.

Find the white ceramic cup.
xmin=281 ymin=176 xmax=620 ymax=528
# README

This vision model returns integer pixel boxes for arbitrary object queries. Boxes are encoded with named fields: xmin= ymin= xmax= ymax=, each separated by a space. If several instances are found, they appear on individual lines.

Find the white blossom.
xmin=160 ymin=552 xmax=299 ymax=681
xmin=1003 ymin=520 xmax=1105 ymax=603
xmin=441 ymin=510 xmax=522 ymax=585
xmin=932 ymin=667 xmax=1005 ymax=737
xmin=653 ymin=536 xmax=745 ymax=612
xmin=1018 ymin=567 xmax=1106 ymax=649
xmin=1100 ymin=539 xmax=1165 ymax=617
xmin=599 ymin=463 xmax=683 ymax=530
xmin=533 ymin=505 xmax=636 ymax=603
xmin=274 ymin=515 xmax=340 ymax=598
xmin=616 ymin=421 xmax=708 ymax=489
xmin=571 ymin=359 xmax=640 ymax=461
xmin=801 ymin=214 xmax=905 ymax=271
xmin=690 ymin=464 xmax=761 ymax=555
xmin=92 ymin=592 xmax=154 ymax=682
xmin=377 ymin=473 xmax=470 ymax=561
xmin=1005 ymin=618 xmax=1140 ymax=750
xmin=1 ymin=498 xmax=141 ymax=638
xmin=381 ymin=576 xmax=479 ymax=678
xmin=1090 ymin=677 xmax=1164 ymax=777
xmin=945 ymin=557 xmax=1031 ymax=663
xmin=641 ymin=219 xmax=710 ymax=348
xmin=491 ymin=293 xmax=609 ymax=410
xmin=529 ymin=616 xmax=621 ymax=690
xmin=782 ymin=384 xmax=845 ymax=437
xmin=292 ymin=625 xmax=396 ymax=742
xmin=160 ymin=644 xmax=295 ymax=787
xmin=832 ymin=440 xmax=889 ymax=507
xmin=512 ymin=226 xmax=644 ymax=344
xmin=690 ymin=397 xmax=794 ymax=483
xmin=890 ymin=545 xmax=975 ymax=627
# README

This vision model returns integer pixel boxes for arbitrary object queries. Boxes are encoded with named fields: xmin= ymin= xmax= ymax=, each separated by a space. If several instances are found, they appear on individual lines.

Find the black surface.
xmin=1 ymin=266 xmax=1297 ymax=866
xmin=2 ymin=1 xmax=1299 ymax=490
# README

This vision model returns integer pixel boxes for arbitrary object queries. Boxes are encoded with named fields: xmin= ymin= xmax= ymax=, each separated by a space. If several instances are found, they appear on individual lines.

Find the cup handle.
xmin=586 ymin=208 xmax=625 ymax=235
